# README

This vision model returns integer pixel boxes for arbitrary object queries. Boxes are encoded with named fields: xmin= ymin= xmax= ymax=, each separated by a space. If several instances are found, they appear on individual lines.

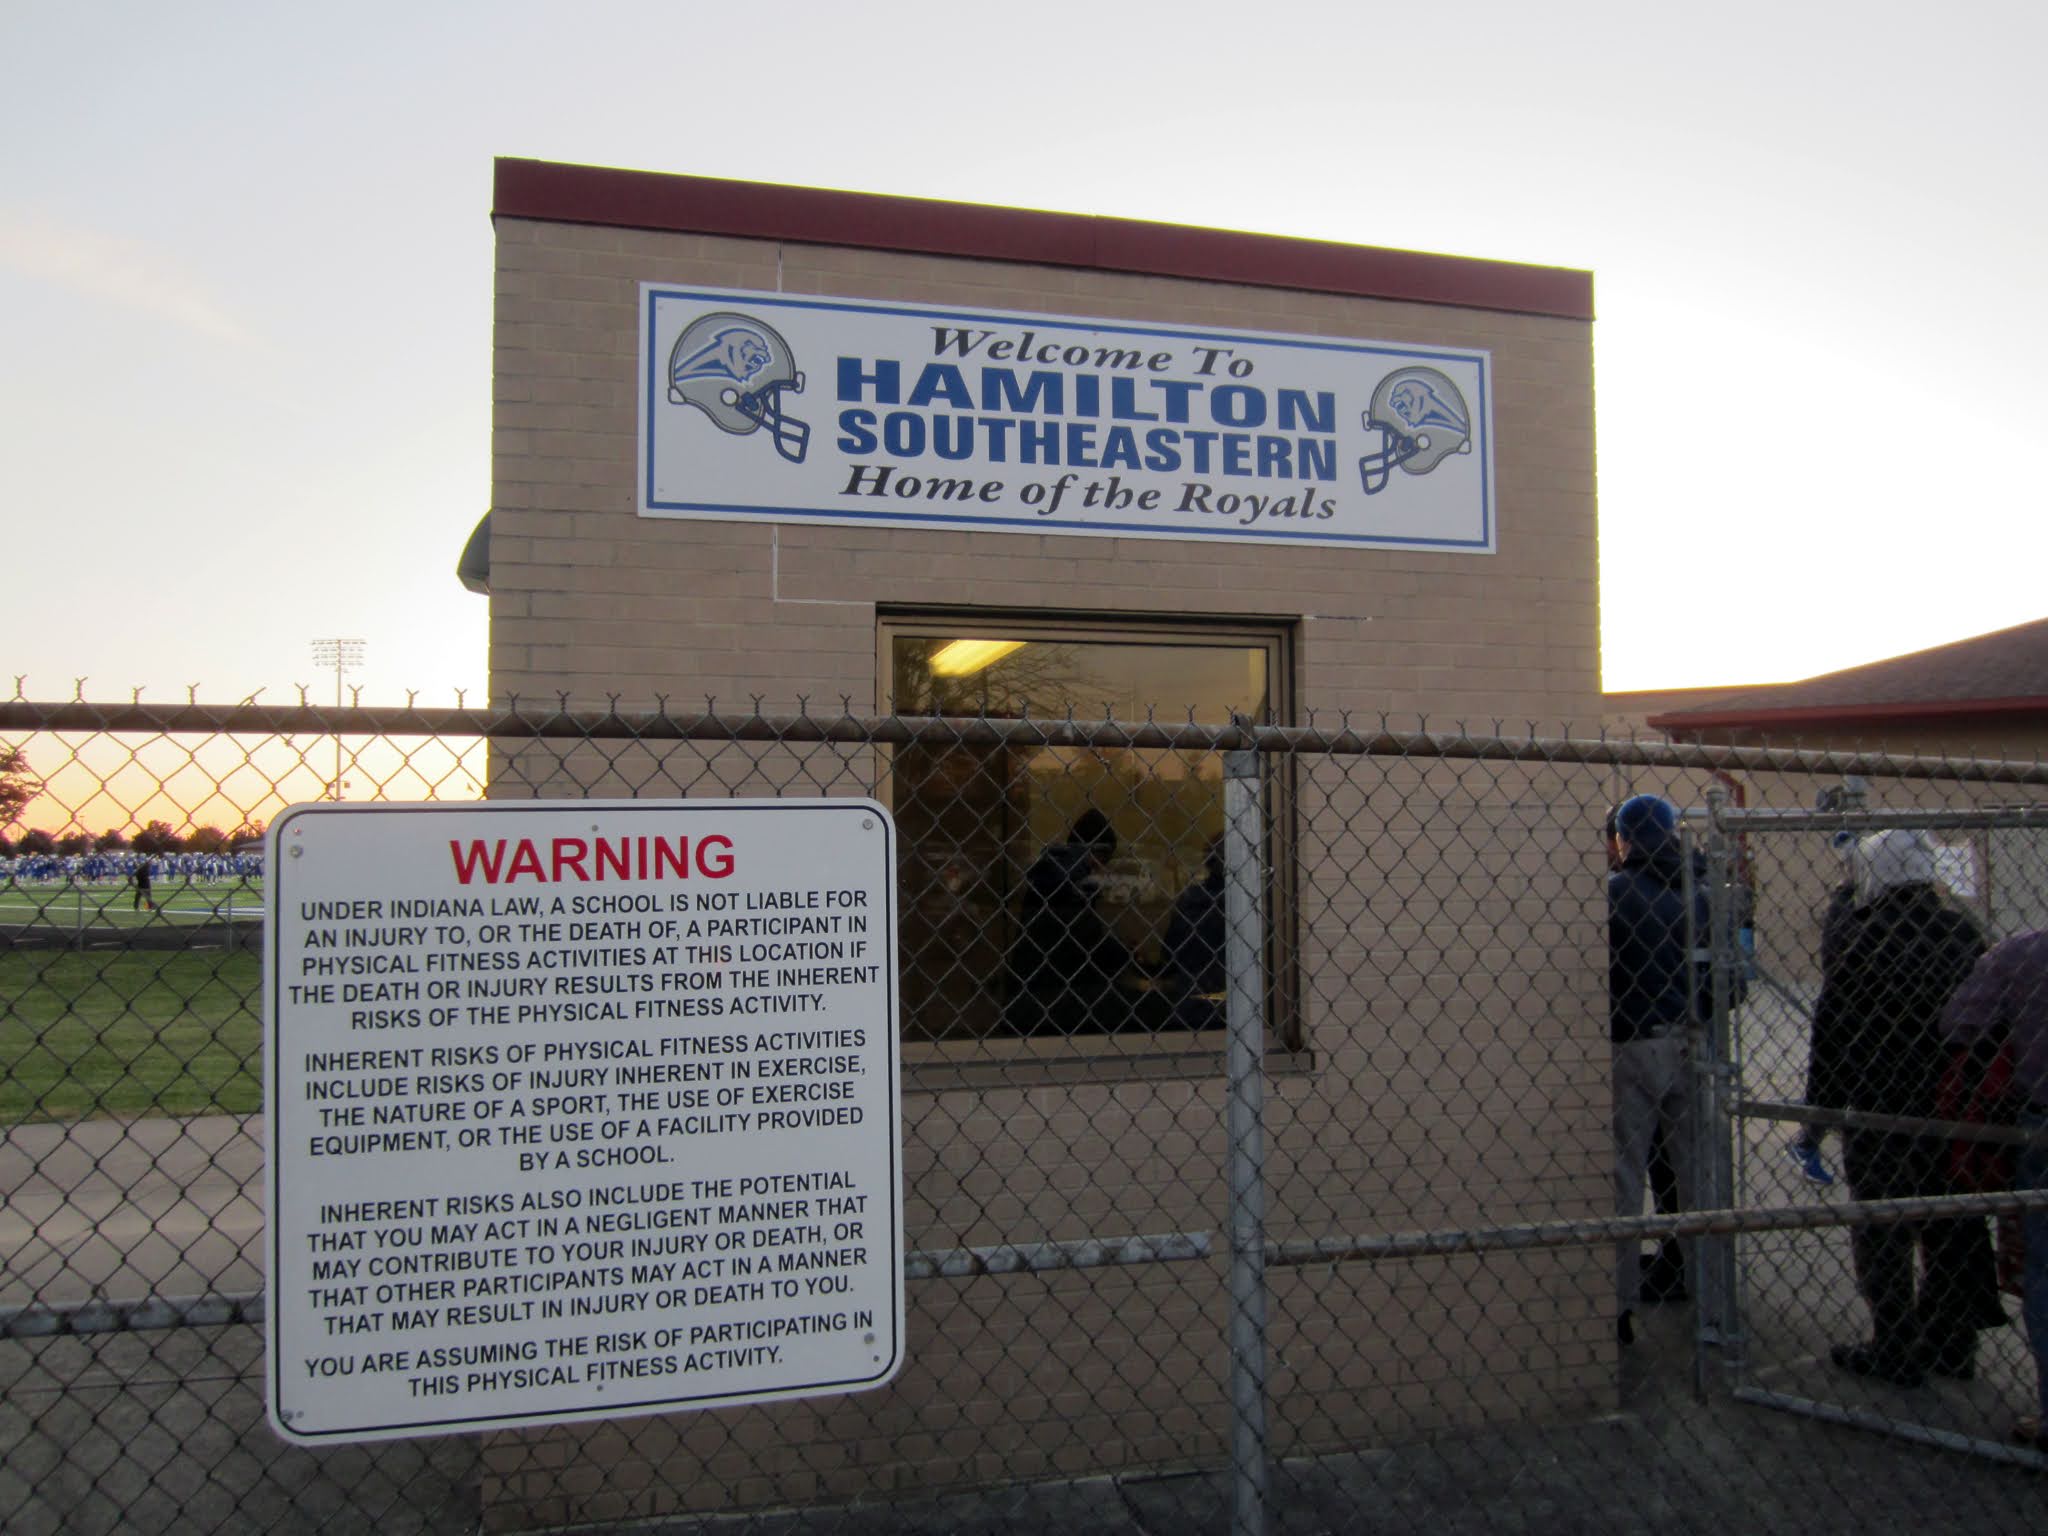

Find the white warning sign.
xmin=263 ymin=798 xmax=902 ymax=1444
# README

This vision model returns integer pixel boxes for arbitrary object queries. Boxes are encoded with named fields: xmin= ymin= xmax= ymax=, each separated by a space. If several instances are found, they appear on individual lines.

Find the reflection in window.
xmin=884 ymin=623 xmax=1286 ymax=1046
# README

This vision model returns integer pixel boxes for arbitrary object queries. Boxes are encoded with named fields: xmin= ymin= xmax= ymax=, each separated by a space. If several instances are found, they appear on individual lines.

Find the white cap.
xmin=1853 ymin=828 xmax=1940 ymax=904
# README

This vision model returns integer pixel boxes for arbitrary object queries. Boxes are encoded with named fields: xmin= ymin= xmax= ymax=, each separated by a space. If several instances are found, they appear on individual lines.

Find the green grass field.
xmin=0 ymin=875 xmax=264 ymax=935
xmin=0 ymin=945 xmax=263 ymax=1122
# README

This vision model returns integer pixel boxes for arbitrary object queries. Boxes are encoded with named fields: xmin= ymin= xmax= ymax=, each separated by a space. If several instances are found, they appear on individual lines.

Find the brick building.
xmin=466 ymin=157 xmax=1605 ymax=1526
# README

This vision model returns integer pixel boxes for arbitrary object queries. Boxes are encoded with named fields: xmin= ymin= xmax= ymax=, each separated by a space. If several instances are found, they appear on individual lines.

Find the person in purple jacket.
xmin=1943 ymin=927 xmax=2048 ymax=1451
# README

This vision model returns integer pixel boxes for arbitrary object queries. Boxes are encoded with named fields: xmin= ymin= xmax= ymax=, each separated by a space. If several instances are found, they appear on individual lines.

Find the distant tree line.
xmin=1 ymin=746 xmax=266 ymax=860
xmin=0 ymin=819 xmax=267 ymax=860
xmin=0 ymin=746 xmax=36 ymax=827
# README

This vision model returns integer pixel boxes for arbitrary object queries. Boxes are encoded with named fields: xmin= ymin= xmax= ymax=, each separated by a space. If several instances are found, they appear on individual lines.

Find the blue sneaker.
xmin=1788 ymin=1140 xmax=1836 ymax=1187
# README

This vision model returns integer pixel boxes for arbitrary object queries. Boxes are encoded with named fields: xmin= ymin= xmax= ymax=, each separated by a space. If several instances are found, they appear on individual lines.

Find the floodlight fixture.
xmin=309 ymin=639 xmax=366 ymax=800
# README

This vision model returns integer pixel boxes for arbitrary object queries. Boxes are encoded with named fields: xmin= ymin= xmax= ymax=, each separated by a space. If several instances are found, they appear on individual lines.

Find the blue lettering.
xmin=1299 ymin=438 xmax=1336 ymax=482
xmin=1019 ymin=421 xmax=1059 ymax=464
xmin=932 ymin=417 xmax=977 ymax=461
xmin=837 ymin=357 xmax=901 ymax=404
xmin=1211 ymin=387 xmax=1266 ymax=428
xmin=1153 ymin=380 xmax=1202 ymax=423
xmin=882 ymin=412 xmax=926 ymax=457
xmin=1099 ymin=427 xmax=1142 ymax=471
xmin=1277 ymin=390 xmax=1335 ymax=433
xmin=1110 ymin=377 xmax=1160 ymax=423
xmin=907 ymin=364 xmax=974 ymax=409
xmin=981 ymin=370 xmax=1065 ymax=415
xmin=836 ymin=409 xmax=878 ymax=454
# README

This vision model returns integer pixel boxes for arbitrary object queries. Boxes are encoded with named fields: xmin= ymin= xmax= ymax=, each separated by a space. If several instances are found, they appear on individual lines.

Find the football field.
xmin=0 ymin=875 xmax=264 ymax=935
xmin=0 ymin=877 xmax=265 ymax=1121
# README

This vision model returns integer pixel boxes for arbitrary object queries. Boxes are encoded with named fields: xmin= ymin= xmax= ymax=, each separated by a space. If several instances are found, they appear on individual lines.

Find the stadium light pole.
xmin=309 ymin=639 xmax=365 ymax=801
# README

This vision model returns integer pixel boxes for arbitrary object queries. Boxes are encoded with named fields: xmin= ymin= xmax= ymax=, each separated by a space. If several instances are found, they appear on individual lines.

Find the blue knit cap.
xmin=1614 ymin=793 xmax=1678 ymax=848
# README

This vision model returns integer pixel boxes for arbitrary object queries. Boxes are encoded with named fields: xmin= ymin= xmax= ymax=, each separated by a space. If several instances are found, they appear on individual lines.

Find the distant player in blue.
xmin=133 ymin=860 xmax=153 ymax=912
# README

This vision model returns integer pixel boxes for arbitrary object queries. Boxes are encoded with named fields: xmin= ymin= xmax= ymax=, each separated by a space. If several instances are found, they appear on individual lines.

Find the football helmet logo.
xmin=666 ymin=312 xmax=810 ymax=463
xmin=1358 ymin=366 xmax=1471 ymax=494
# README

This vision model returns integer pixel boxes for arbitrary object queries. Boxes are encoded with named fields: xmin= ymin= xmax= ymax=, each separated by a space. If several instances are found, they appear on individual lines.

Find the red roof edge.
xmin=1647 ymin=695 xmax=2048 ymax=733
xmin=493 ymin=158 xmax=1595 ymax=322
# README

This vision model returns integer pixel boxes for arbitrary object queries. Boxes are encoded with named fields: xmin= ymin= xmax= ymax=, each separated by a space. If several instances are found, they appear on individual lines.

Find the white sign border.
xmin=263 ymin=796 xmax=905 ymax=1444
xmin=636 ymin=285 xmax=1497 ymax=554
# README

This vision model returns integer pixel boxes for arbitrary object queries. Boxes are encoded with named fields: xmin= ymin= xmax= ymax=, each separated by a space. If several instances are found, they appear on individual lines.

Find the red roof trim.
xmin=493 ymin=158 xmax=1594 ymax=322
xmin=1647 ymin=695 xmax=2048 ymax=732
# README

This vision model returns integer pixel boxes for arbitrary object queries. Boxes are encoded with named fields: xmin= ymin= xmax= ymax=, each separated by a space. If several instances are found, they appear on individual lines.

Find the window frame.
xmin=875 ymin=608 xmax=1300 ymax=1084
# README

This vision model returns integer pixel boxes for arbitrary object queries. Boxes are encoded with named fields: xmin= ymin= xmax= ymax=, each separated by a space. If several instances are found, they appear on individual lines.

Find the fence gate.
xmin=1711 ymin=800 xmax=2048 ymax=1471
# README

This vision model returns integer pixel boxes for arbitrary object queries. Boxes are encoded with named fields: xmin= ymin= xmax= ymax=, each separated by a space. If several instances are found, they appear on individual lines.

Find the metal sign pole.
xmin=1222 ymin=748 xmax=1269 ymax=1536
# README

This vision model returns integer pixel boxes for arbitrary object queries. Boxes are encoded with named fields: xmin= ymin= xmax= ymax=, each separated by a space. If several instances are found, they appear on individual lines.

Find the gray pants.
xmin=1614 ymin=1033 xmax=1690 ymax=1310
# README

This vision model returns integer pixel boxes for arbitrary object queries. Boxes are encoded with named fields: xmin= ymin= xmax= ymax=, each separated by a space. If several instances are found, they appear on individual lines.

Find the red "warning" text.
xmin=448 ymin=835 xmax=735 ymax=885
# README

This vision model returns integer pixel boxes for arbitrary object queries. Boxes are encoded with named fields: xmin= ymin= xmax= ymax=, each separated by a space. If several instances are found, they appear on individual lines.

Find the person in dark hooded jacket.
xmin=1607 ymin=807 xmax=1686 ymax=1301
xmin=1162 ymin=840 xmax=1226 ymax=1030
xmin=1608 ymin=794 xmax=1708 ymax=1343
xmin=1809 ymin=828 xmax=1988 ymax=1386
xmin=1786 ymin=840 xmax=1861 ymax=1186
xmin=1004 ymin=810 xmax=1131 ymax=1034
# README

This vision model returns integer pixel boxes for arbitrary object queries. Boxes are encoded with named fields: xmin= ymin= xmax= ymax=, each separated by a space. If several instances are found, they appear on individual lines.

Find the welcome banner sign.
xmin=639 ymin=286 xmax=1493 ymax=552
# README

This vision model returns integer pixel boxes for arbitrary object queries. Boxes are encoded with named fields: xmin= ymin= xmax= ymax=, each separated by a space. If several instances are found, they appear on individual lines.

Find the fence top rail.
xmin=1708 ymin=805 xmax=2048 ymax=833
xmin=4 ymin=698 xmax=2048 ymax=784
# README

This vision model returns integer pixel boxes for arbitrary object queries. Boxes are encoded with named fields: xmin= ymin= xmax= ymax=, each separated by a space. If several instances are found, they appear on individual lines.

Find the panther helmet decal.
xmin=1358 ymin=366 xmax=1472 ymax=494
xmin=666 ymin=311 xmax=810 ymax=463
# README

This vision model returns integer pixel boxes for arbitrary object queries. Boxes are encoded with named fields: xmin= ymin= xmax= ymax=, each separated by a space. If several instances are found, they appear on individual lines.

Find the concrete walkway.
xmin=4 ymin=1116 xmax=2045 ymax=1534
xmin=0 ymin=1115 xmax=262 ymax=1309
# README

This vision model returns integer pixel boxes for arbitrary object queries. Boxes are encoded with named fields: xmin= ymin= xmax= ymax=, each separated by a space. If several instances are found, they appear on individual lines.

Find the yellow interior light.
xmin=929 ymin=638 xmax=1027 ymax=677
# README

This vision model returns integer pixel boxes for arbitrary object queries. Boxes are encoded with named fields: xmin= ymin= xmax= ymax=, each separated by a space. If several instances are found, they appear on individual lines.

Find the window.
xmin=879 ymin=614 xmax=1294 ymax=1063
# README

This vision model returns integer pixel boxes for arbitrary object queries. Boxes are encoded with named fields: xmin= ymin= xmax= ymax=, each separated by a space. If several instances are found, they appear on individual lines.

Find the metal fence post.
xmin=1222 ymin=748 xmax=1270 ymax=1536
xmin=1693 ymin=786 xmax=1741 ymax=1378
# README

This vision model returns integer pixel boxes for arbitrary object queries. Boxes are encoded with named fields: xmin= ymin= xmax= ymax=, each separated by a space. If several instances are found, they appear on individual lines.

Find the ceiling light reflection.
xmin=929 ymin=638 xmax=1026 ymax=677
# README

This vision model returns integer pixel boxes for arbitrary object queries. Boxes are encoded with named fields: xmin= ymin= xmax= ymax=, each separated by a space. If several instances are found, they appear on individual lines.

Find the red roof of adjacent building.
xmin=1647 ymin=617 xmax=2048 ymax=735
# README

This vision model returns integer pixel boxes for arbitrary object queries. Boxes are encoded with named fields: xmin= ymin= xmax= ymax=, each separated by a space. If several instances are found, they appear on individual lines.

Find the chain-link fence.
xmin=1 ymin=696 xmax=2045 ymax=1535
xmin=1712 ymin=799 xmax=2048 ymax=1461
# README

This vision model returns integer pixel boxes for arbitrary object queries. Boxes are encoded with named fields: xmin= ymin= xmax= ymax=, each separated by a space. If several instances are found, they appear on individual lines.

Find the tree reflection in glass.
xmin=887 ymin=630 xmax=1273 ymax=1045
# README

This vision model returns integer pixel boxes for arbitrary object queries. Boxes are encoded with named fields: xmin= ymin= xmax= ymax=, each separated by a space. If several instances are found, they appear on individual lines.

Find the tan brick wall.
xmin=484 ymin=216 xmax=1607 ymax=1524
xmin=489 ymin=217 xmax=1599 ymax=728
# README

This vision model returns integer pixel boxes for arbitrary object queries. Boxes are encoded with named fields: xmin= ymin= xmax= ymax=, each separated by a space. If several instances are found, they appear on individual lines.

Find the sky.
xmin=3 ymin=0 xmax=2043 ymax=707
